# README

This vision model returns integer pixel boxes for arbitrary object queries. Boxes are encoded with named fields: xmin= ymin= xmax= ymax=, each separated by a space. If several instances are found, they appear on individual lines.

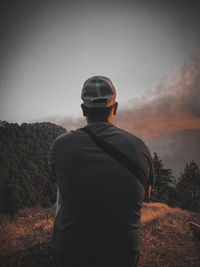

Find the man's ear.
xmin=113 ymin=102 xmax=118 ymax=115
xmin=81 ymin=104 xmax=87 ymax=117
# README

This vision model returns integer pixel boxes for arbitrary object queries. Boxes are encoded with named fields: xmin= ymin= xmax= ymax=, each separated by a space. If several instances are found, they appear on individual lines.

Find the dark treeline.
xmin=150 ymin=153 xmax=200 ymax=212
xmin=0 ymin=121 xmax=200 ymax=214
xmin=0 ymin=120 xmax=66 ymax=214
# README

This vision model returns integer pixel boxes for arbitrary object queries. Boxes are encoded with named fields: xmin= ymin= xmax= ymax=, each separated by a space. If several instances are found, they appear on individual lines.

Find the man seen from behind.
xmin=50 ymin=76 xmax=155 ymax=267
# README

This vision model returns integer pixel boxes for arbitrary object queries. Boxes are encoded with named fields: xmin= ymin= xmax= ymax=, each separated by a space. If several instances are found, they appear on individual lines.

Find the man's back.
xmin=51 ymin=121 xmax=154 ymax=266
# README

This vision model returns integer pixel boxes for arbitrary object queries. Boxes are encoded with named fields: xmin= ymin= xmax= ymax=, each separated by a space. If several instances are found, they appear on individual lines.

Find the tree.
xmin=177 ymin=160 xmax=200 ymax=200
xmin=153 ymin=152 xmax=173 ymax=193
xmin=151 ymin=152 xmax=174 ymax=202
xmin=1 ymin=176 xmax=23 ymax=214
xmin=0 ymin=121 xmax=66 ymax=214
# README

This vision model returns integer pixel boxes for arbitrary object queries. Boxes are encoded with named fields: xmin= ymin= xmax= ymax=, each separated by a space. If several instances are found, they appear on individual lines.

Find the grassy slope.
xmin=0 ymin=203 xmax=200 ymax=267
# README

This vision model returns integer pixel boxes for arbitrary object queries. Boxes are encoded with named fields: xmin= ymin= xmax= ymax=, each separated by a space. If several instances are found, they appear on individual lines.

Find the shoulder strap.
xmin=80 ymin=126 xmax=146 ymax=188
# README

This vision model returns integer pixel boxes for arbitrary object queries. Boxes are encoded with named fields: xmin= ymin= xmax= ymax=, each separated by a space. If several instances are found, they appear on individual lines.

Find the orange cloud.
xmin=116 ymin=50 xmax=200 ymax=140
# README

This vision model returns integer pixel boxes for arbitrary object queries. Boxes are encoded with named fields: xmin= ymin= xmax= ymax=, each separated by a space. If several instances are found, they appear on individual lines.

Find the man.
xmin=50 ymin=76 xmax=154 ymax=267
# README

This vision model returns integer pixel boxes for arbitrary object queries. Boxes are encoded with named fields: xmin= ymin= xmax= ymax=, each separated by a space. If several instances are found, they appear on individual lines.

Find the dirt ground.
xmin=0 ymin=202 xmax=200 ymax=267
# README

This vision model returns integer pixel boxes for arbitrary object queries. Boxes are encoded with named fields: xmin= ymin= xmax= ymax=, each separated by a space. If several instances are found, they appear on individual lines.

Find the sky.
xmin=117 ymin=50 xmax=200 ymax=139
xmin=0 ymin=0 xmax=200 ymax=122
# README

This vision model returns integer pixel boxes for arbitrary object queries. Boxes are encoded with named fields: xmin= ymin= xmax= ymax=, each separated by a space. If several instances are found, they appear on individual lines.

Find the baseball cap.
xmin=81 ymin=76 xmax=116 ymax=108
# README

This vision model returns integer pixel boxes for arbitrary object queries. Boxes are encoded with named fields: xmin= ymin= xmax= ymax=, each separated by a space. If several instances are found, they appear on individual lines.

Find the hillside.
xmin=0 ymin=121 xmax=66 ymax=214
xmin=0 ymin=203 xmax=199 ymax=267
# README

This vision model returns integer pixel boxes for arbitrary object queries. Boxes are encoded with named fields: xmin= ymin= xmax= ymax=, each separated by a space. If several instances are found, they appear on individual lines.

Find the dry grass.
xmin=0 ymin=206 xmax=55 ymax=267
xmin=0 ymin=203 xmax=200 ymax=266
xmin=140 ymin=203 xmax=200 ymax=266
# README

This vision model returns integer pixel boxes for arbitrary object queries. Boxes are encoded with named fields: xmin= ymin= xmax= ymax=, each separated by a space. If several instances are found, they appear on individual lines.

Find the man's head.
xmin=81 ymin=76 xmax=118 ymax=123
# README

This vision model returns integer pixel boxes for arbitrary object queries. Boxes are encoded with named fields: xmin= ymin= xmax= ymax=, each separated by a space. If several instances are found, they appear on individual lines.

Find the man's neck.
xmin=87 ymin=113 xmax=114 ymax=125
xmin=87 ymin=119 xmax=113 ymax=125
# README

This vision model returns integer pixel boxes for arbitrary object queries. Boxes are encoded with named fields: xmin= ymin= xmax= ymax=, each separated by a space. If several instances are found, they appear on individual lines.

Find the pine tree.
xmin=152 ymin=152 xmax=174 ymax=202
xmin=153 ymin=152 xmax=173 ymax=192
xmin=177 ymin=160 xmax=200 ymax=200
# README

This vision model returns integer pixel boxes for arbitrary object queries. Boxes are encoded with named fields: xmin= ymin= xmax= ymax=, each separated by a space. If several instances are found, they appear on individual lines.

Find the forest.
xmin=0 ymin=120 xmax=200 ymax=215
xmin=0 ymin=120 xmax=66 ymax=214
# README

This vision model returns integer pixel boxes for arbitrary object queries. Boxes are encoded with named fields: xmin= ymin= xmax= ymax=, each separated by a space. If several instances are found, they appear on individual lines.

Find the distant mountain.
xmin=147 ymin=128 xmax=200 ymax=178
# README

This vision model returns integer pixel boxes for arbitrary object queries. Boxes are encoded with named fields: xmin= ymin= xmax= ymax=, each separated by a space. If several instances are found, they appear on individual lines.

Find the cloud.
xmin=116 ymin=50 xmax=200 ymax=140
xmin=44 ymin=50 xmax=200 ymax=140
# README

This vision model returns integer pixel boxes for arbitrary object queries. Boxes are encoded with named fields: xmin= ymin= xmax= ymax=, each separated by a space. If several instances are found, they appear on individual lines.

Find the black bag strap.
xmin=80 ymin=126 xmax=146 ymax=188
